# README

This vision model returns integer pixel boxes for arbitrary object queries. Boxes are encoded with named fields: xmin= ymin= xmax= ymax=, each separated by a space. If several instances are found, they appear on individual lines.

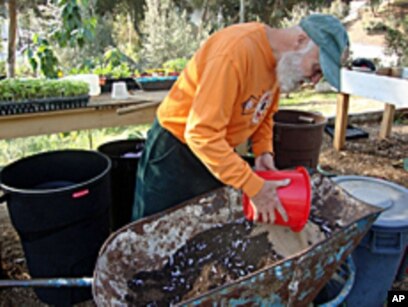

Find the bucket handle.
xmin=298 ymin=115 xmax=315 ymax=123
xmin=371 ymin=231 xmax=404 ymax=254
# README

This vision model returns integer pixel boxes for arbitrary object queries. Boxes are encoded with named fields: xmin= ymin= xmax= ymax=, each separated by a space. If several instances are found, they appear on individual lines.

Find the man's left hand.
xmin=255 ymin=152 xmax=277 ymax=171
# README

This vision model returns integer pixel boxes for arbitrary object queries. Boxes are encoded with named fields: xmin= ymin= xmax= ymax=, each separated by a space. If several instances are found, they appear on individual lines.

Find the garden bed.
xmin=0 ymin=118 xmax=407 ymax=306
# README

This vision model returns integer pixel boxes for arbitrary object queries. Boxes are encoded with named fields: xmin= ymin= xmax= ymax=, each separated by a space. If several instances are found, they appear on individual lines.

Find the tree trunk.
xmin=198 ymin=0 xmax=209 ymax=38
xmin=239 ymin=0 xmax=245 ymax=23
xmin=7 ymin=0 xmax=18 ymax=78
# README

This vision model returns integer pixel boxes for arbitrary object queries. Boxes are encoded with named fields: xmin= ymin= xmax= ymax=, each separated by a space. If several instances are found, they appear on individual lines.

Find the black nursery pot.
xmin=0 ymin=150 xmax=112 ymax=306
xmin=98 ymin=139 xmax=145 ymax=231
xmin=100 ymin=77 xmax=139 ymax=93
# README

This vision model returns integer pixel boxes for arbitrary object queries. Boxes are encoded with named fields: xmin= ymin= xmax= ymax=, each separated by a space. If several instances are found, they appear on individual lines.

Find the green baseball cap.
xmin=300 ymin=14 xmax=349 ymax=90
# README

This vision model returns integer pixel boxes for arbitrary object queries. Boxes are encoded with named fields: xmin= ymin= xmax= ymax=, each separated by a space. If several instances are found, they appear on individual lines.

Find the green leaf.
xmin=32 ymin=34 xmax=39 ymax=44
xmin=29 ymin=58 xmax=38 ymax=72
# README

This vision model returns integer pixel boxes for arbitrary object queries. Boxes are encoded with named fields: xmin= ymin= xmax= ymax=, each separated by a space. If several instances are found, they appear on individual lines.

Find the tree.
xmin=369 ymin=0 xmax=381 ymax=15
xmin=3 ymin=0 xmax=48 ymax=77
xmin=386 ymin=27 xmax=408 ymax=66
xmin=239 ymin=0 xmax=245 ymax=23
xmin=174 ymin=0 xmax=330 ymax=28
xmin=141 ymin=0 xmax=210 ymax=68
xmin=245 ymin=0 xmax=329 ymax=26
xmin=24 ymin=0 xmax=97 ymax=78
xmin=7 ymin=0 xmax=17 ymax=77
xmin=95 ymin=0 xmax=145 ymax=38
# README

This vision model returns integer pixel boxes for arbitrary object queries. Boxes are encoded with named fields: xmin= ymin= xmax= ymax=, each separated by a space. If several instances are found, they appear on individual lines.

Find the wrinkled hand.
xmin=250 ymin=179 xmax=290 ymax=223
xmin=255 ymin=152 xmax=277 ymax=171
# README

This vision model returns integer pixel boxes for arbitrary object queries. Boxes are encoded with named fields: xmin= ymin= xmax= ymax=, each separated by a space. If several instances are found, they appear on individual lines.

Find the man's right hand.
xmin=250 ymin=179 xmax=290 ymax=223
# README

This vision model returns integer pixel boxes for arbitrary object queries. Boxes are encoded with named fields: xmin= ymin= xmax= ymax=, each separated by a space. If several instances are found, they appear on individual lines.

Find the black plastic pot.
xmin=100 ymin=77 xmax=139 ymax=93
xmin=273 ymin=110 xmax=327 ymax=169
xmin=98 ymin=139 xmax=145 ymax=231
xmin=0 ymin=150 xmax=112 ymax=306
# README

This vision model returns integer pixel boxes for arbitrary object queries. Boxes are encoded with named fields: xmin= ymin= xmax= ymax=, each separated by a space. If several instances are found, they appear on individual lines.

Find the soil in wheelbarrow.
xmin=126 ymin=218 xmax=281 ymax=306
xmin=125 ymin=217 xmax=328 ymax=306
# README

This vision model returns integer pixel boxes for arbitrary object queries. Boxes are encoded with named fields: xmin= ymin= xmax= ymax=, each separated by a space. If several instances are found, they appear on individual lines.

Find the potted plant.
xmin=91 ymin=48 xmax=140 ymax=93
xmin=0 ymin=79 xmax=90 ymax=116
xmin=93 ymin=63 xmax=139 ymax=93
xmin=163 ymin=58 xmax=188 ymax=74
xmin=135 ymin=59 xmax=187 ymax=91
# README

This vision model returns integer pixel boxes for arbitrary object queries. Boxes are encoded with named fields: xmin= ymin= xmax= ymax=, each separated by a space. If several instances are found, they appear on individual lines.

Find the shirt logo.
xmin=241 ymin=97 xmax=256 ymax=115
xmin=252 ymin=91 xmax=272 ymax=124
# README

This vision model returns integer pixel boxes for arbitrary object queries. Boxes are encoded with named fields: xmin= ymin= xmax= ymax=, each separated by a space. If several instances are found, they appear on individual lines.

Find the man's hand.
xmin=255 ymin=152 xmax=277 ymax=171
xmin=250 ymin=179 xmax=290 ymax=223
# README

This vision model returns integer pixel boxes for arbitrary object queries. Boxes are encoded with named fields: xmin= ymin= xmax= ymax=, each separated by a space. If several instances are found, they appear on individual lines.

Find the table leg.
xmin=379 ymin=103 xmax=395 ymax=139
xmin=333 ymin=93 xmax=350 ymax=151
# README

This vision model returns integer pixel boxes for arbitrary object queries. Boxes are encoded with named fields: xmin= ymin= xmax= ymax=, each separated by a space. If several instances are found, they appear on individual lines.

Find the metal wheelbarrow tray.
xmin=93 ymin=175 xmax=382 ymax=306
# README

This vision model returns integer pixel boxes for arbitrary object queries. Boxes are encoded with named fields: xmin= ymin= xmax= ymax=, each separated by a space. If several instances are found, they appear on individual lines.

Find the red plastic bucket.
xmin=242 ymin=167 xmax=311 ymax=232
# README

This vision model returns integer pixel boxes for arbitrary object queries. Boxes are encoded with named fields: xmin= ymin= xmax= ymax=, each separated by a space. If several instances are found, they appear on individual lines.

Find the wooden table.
xmin=0 ymin=91 xmax=168 ymax=140
xmin=334 ymin=69 xmax=408 ymax=150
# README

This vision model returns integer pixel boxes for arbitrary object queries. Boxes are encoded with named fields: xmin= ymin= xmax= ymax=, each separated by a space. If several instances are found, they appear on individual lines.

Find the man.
xmin=132 ymin=14 xmax=349 ymax=223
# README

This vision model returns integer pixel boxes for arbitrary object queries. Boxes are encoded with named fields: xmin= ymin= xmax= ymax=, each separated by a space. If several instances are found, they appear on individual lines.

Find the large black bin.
xmin=98 ymin=139 xmax=145 ymax=231
xmin=0 ymin=150 xmax=111 ymax=306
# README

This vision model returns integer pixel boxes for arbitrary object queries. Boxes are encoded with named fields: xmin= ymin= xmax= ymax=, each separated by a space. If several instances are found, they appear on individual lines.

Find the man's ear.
xmin=295 ymin=32 xmax=309 ymax=51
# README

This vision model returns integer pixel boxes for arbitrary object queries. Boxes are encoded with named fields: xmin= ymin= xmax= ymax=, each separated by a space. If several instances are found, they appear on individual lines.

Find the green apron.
xmin=132 ymin=119 xmax=223 ymax=221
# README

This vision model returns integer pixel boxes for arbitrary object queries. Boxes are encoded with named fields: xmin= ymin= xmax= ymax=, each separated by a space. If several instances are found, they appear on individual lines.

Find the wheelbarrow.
xmin=92 ymin=174 xmax=383 ymax=306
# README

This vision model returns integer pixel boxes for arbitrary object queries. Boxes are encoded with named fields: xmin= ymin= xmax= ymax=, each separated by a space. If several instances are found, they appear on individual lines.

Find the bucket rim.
xmin=97 ymin=138 xmax=145 ymax=149
xmin=273 ymin=109 xmax=328 ymax=127
xmin=291 ymin=166 xmax=312 ymax=232
xmin=0 ymin=149 xmax=111 ymax=195
xmin=97 ymin=139 xmax=145 ymax=159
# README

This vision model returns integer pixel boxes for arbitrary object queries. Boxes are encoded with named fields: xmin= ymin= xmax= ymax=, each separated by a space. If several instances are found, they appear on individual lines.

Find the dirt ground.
xmin=319 ymin=121 xmax=408 ymax=187
xmin=0 ymin=120 xmax=407 ymax=306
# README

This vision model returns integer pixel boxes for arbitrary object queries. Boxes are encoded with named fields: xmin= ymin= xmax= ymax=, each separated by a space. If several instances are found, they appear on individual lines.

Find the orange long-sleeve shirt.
xmin=157 ymin=22 xmax=280 ymax=197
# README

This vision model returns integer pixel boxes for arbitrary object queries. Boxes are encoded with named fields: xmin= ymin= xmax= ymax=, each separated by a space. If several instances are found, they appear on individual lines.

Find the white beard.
xmin=276 ymin=42 xmax=314 ymax=93
xmin=277 ymin=51 xmax=305 ymax=93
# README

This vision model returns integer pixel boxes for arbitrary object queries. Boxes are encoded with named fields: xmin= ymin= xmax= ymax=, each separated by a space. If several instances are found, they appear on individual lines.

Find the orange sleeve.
xmin=250 ymin=86 xmax=280 ymax=156
xmin=184 ymin=56 xmax=264 ymax=197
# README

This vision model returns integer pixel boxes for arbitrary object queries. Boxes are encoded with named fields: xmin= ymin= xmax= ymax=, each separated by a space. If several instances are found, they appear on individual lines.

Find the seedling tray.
xmin=325 ymin=124 xmax=369 ymax=140
xmin=0 ymin=95 xmax=90 ymax=116
xmin=136 ymin=76 xmax=177 ymax=91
